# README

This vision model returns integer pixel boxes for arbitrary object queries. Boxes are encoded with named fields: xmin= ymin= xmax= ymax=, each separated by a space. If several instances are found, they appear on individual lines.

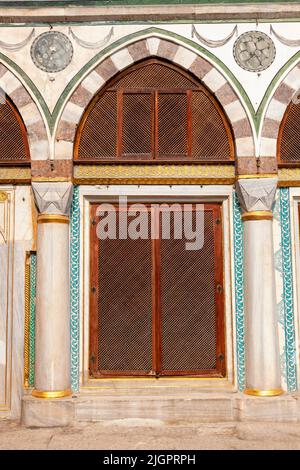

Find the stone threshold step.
xmin=21 ymin=393 xmax=300 ymax=428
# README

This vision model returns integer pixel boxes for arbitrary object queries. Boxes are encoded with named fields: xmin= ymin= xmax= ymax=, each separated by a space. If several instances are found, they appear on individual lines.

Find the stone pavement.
xmin=1 ymin=419 xmax=300 ymax=450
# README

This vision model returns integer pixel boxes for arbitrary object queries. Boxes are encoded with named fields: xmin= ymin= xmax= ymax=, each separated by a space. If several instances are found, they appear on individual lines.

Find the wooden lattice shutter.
xmin=75 ymin=59 xmax=234 ymax=162
xmin=278 ymin=101 xmax=300 ymax=163
xmin=89 ymin=202 xmax=225 ymax=378
xmin=90 ymin=207 xmax=153 ymax=376
xmin=159 ymin=205 xmax=224 ymax=375
xmin=0 ymin=95 xmax=30 ymax=163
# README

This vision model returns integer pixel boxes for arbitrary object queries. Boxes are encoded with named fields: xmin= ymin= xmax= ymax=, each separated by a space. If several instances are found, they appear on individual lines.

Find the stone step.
xmin=21 ymin=391 xmax=300 ymax=427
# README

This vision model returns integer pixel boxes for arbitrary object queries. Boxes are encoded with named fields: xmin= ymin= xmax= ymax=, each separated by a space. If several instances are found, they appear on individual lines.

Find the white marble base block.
xmin=21 ymin=391 xmax=300 ymax=427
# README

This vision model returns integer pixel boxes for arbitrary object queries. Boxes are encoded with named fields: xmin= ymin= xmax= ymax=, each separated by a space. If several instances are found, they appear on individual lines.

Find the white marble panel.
xmin=0 ymin=185 xmax=34 ymax=418
xmin=0 ymin=187 xmax=14 ymax=415
xmin=15 ymin=186 xmax=33 ymax=242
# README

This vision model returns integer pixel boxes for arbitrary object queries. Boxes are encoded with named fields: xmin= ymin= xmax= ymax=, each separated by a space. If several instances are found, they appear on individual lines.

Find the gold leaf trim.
xmin=74 ymin=164 xmax=235 ymax=185
xmin=0 ymin=167 xmax=31 ymax=183
xmin=32 ymin=389 xmax=72 ymax=399
xmin=278 ymin=168 xmax=300 ymax=186
xmin=244 ymin=388 xmax=284 ymax=397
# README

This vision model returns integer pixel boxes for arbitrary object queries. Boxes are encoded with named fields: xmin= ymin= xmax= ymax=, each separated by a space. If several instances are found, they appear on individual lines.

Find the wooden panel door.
xmin=89 ymin=203 xmax=225 ymax=378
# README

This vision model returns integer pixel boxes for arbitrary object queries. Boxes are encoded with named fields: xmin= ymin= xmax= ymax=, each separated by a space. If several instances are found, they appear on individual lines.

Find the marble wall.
xmin=0 ymin=185 xmax=33 ymax=418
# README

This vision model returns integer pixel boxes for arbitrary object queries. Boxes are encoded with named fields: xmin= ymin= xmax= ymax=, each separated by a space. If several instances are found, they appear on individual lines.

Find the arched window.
xmin=0 ymin=94 xmax=30 ymax=164
xmin=74 ymin=59 xmax=234 ymax=163
xmin=277 ymin=100 xmax=300 ymax=164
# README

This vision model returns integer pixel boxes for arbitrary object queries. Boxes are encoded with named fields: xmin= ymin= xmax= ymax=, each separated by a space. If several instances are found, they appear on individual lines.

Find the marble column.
xmin=236 ymin=177 xmax=283 ymax=397
xmin=31 ymin=182 xmax=73 ymax=398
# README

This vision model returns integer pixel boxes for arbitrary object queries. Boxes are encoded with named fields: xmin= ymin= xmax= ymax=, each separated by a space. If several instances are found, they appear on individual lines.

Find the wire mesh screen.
xmin=122 ymin=93 xmax=152 ymax=158
xmin=158 ymin=93 xmax=188 ymax=158
xmin=111 ymin=62 xmax=198 ymax=90
xmin=192 ymin=91 xmax=231 ymax=161
xmin=78 ymin=91 xmax=117 ymax=160
xmin=160 ymin=209 xmax=217 ymax=372
xmin=0 ymin=96 xmax=30 ymax=163
xmin=97 ymin=210 xmax=153 ymax=373
xmin=76 ymin=59 xmax=234 ymax=162
xmin=278 ymin=102 xmax=300 ymax=162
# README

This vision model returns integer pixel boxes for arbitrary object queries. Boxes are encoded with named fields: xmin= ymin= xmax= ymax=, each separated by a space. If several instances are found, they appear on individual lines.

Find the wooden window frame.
xmin=89 ymin=202 xmax=226 ymax=379
xmin=74 ymin=59 xmax=235 ymax=164
xmin=0 ymin=94 xmax=30 ymax=166
xmin=277 ymin=101 xmax=300 ymax=167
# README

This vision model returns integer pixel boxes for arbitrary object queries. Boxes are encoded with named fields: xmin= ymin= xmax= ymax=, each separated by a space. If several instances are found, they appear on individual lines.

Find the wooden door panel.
xmin=89 ymin=203 xmax=225 ymax=378
xmin=90 ymin=207 xmax=153 ymax=377
xmin=158 ymin=205 xmax=225 ymax=376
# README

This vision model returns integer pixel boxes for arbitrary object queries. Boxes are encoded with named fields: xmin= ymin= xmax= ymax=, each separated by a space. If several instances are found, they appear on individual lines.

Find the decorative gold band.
xmin=37 ymin=214 xmax=70 ymax=224
xmin=244 ymin=388 xmax=284 ymax=397
xmin=32 ymin=177 xmax=72 ymax=182
xmin=32 ymin=389 xmax=72 ymax=399
xmin=237 ymin=174 xmax=277 ymax=180
xmin=242 ymin=210 xmax=273 ymax=221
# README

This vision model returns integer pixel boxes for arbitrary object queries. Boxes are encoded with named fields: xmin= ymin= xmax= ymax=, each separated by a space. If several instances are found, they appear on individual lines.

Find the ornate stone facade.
xmin=0 ymin=1 xmax=300 ymax=427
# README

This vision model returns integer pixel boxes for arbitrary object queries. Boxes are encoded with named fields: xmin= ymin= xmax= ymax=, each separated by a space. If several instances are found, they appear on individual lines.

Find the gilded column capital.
xmin=235 ymin=177 xmax=278 ymax=214
xmin=32 ymin=182 xmax=73 ymax=216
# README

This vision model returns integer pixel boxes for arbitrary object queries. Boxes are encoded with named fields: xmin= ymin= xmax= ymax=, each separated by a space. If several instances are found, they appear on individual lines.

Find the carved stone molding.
xmin=32 ymin=182 xmax=73 ymax=216
xmin=235 ymin=177 xmax=278 ymax=212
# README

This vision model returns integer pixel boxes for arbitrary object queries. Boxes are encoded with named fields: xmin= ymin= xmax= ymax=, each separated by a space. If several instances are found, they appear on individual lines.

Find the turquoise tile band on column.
xmin=70 ymin=185 xmax=80 ymax=393
xmin=233 ymin=191 xmax=246 ymax=391
xmin=280 ymin=188 xmax=297 ymax=392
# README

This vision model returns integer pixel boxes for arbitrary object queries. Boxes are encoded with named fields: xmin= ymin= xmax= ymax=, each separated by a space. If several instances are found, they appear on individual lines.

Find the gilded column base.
xmin=37 ymin=214 xmax=70 ymax=224
xmin=32 ymin=389 xmax=72 ymax=399
xmin=241 ymin=210 xmax=273 ymax=221
xmin=244 ymin=388 xmax=284 ymax=397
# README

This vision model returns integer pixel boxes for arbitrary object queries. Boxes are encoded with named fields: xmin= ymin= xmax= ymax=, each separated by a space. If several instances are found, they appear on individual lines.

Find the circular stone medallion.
xmin=31 ymin=31 xmax=73 ymax=73
xmin=233 ymin=31 xmax=276 ymax=72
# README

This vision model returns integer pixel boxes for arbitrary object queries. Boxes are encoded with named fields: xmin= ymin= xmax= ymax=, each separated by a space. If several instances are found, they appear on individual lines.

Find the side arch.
xmin=0 ymin=62 xmax=49 ymax=160
xmin=56 ymin=36 xmax=255 ymax=160
xmin=260 ymin=61 xmax=300 ymax=159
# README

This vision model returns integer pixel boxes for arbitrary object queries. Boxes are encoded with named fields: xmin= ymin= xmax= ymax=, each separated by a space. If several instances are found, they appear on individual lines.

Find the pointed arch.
xmin=56 ymin=36 xmax=255 ymax=160
xmin=260 ymin=61 xmax=300 ymax=159
xmin=0 ymin=92 xmax=30 ymax=163
xmin=74 ymin=58 xmax=235 ymax=163
xmin=0 ymin=62 xmax=49 ymax=160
